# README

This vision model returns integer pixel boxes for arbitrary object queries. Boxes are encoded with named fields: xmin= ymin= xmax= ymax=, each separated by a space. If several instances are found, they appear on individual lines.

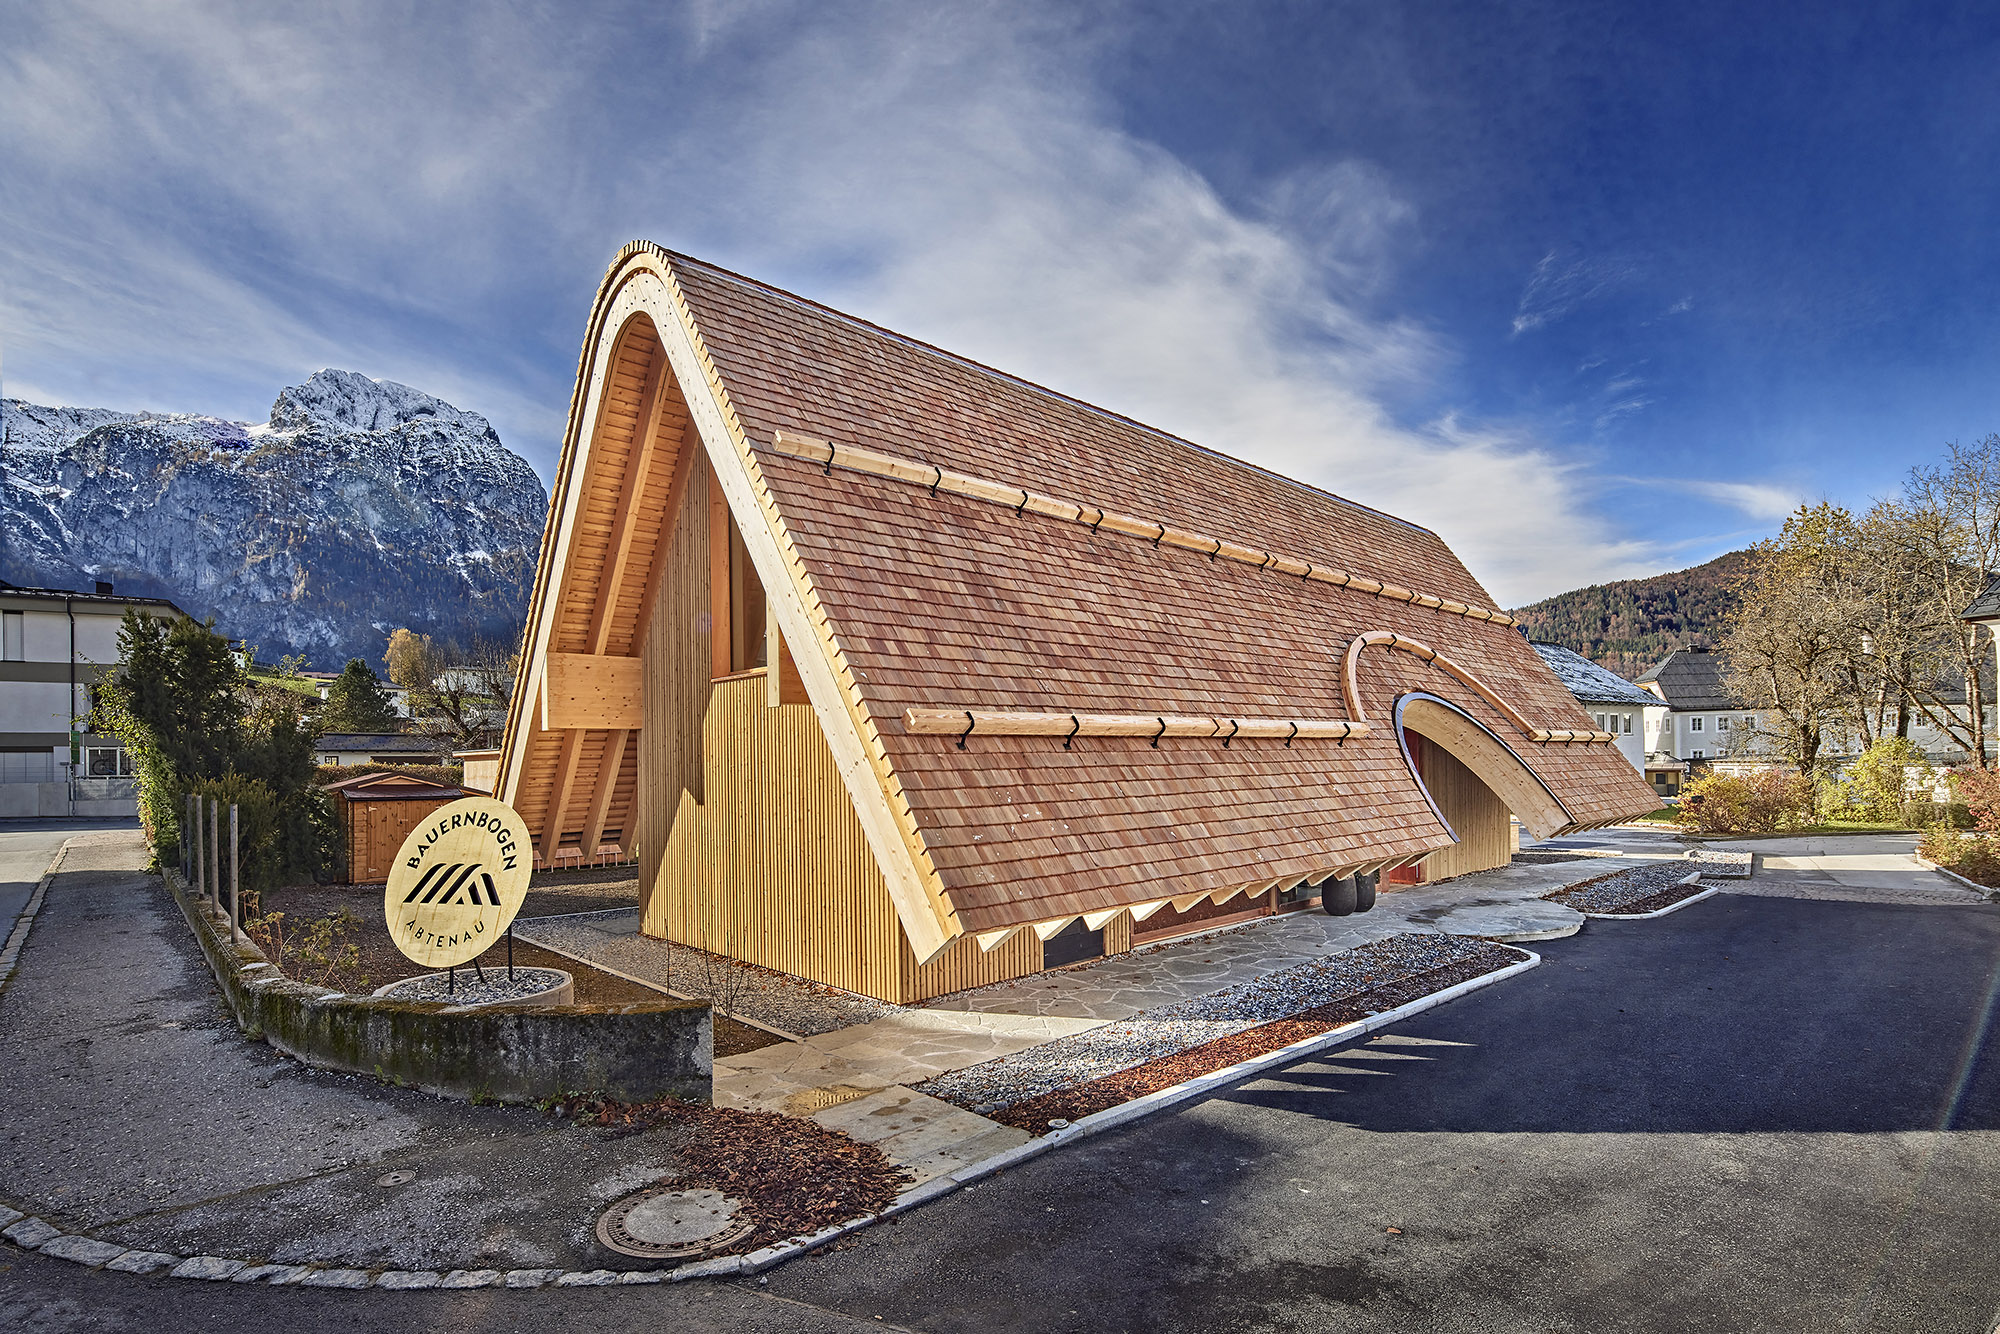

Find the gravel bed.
xmin=513 ymin=912 xmax=898 ymax=1036
xmin=989 ymin=944 xmax=1522 ymax=1131
xmin=377 ymin=966 xmax=569 ymax=1004
xmin=1688 ymin=848 xmax=1753 ymax=878
xmin=1543 ymin=861 xmax=1703 ymax=913
xmin=914 ymin=933 xmax=1496 ymax=1113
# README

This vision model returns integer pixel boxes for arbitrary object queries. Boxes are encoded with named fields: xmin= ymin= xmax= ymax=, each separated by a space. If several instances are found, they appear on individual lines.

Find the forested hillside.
xmin=1511 ymin=549 xmax=1750 ymax=680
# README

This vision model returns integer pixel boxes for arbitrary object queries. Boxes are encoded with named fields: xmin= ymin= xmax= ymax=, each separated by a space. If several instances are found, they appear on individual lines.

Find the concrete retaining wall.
xmin=165 ymin=869 xmax=711 ymax=1105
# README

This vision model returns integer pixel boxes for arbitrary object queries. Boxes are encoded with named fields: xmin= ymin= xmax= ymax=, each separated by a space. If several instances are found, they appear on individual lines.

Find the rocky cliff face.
xmin=0 ymin=370 xmax=548 ymax=667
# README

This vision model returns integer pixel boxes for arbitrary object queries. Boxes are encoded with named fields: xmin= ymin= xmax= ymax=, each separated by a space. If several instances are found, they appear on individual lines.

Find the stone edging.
xmin=1913 ymin=856 xmax=2000 ymax=901
xmin=0 ymin=945 xmax=1543 ymax=1292
xmin=0 ymin=843 xmax=63 ymax=992
xmin=1580 ymin=871 xmax=1721 ymax=920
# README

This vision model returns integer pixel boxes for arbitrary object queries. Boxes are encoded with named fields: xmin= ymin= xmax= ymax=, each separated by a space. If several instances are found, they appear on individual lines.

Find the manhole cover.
xmin=375 ymin=1170 xmax=416 ymax=1187
xmin=597 ymin=1187 xmax=754 ymax=1259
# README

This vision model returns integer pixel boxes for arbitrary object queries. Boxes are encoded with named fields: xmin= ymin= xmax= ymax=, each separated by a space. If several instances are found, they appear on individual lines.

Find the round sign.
xmin=383 ymin=796 xmax=533 ymax=969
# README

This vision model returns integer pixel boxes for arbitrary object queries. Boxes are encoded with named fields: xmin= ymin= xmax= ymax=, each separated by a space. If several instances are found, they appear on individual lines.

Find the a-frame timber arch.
xmin=499 ymin=242 xmax=1659 ymax=1003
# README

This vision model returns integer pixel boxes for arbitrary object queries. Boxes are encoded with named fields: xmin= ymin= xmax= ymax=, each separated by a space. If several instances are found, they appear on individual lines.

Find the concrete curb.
xmin=1580 ymin=872 xmax=1721 ymax=920
xmin=1914 ymin=856 xmax=2000 ymax=902
xmin=0 ymin=945 xmax=1544 ymax=1292
xmin=0 ymin=843 xmax=65 ymax=993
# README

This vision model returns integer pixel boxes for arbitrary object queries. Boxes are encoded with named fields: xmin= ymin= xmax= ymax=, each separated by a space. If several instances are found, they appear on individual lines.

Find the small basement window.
xmin=85 ymin=747 xmax=134 ymax=777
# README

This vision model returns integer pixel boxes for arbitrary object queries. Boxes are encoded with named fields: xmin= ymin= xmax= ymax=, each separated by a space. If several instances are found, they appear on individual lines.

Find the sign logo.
xmin=383 ymin=796 xmax=533 ymax=969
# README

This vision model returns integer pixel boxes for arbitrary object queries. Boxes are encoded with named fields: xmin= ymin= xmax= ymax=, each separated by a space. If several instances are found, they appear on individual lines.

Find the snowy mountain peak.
xmin=269 ymin=369 xmax=494 ymax=437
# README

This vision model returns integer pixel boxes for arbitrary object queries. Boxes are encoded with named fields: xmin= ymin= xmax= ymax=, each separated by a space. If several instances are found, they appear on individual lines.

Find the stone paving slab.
xmin=807 ymin=1087 xmax=1033 ymax=1187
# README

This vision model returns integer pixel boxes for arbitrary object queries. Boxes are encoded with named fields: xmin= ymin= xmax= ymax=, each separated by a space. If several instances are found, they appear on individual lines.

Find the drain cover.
xmin=597 ymin=1187 xmax=754 ymax=1259
xmin=375 ymin=1170 xmax=416 ymax=1188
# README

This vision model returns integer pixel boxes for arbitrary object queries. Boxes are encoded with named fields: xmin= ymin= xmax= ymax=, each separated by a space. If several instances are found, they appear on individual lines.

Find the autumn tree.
xmin=1721 ymin=503 xmax=1865 ymax=770
xmin=383 ymin=627 xmax=516 ymax=749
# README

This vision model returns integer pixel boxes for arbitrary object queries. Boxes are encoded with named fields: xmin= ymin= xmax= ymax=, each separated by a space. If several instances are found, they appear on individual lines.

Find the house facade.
xmin=1530 ymin=642 xmax=1662 ymax=776
xmin=496 ymin=243 xmax=1658 ymax=1004
xmin=312 ymin=732 xmax=446 ymax=767
xmin=0 ymin=580 xmax=187 ymax=818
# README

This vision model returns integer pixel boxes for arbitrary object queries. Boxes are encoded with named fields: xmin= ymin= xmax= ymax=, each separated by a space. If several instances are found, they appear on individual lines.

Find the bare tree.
xmin=1875 ymin=439 xmax=2000 ymax=767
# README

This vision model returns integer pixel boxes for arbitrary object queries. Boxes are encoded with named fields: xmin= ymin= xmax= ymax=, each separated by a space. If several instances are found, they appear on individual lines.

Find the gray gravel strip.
xmin=515 ymin=912 xmax=896 ymax=1035
xmin=1688 ymin=848 xmax=1753 ymax=877
xmin=915 ymin=933 xmax=1494 ymax=1113
xmin=1545 ymin=861 xmax=1703 ymax=913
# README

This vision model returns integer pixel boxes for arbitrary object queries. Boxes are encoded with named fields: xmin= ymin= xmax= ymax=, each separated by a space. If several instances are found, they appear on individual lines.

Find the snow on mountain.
xmin=0 ymin=372 xmax=548 ymax=667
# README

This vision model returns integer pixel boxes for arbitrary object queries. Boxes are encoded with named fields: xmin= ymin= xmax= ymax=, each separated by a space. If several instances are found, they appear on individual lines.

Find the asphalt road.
xmin=0 ymin=819 xmax=119 ymax=949
xmin=7 ymin=849 xmax=2000 ymax=1331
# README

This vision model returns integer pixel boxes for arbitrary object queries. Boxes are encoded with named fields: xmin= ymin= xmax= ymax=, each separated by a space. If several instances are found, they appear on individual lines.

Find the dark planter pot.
xmin=1321 ymin=875 xmax=1358 ymax=916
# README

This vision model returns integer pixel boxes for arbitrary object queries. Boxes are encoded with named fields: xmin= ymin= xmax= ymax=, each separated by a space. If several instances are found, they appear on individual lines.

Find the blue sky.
xmin=4 ymin=1 xmax=1997 ymax=606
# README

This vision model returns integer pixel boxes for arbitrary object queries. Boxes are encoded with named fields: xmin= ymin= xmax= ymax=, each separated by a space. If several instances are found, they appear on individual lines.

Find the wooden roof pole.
xmin=767 ymin=430 xmax=1517 ymax=628
xmin=905 ymin=709 xmax=1370 ymax=741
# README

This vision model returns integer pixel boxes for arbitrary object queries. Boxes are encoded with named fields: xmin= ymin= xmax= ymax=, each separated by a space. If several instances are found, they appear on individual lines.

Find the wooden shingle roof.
xmin=502 ymin=243 xmax=1659 ymax=955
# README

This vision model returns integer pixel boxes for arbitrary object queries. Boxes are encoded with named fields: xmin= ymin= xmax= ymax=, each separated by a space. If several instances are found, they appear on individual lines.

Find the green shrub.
xmin=1846 ymin=738 xmax=1934 ymax=822
xmin=1903 ymin=799 xmax=1973 ymax=830
xmin=1676 ymin=768 xmax=1815 ymax=834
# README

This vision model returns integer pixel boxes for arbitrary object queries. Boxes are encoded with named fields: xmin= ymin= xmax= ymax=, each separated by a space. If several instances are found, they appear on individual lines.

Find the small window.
xmin=1717 ymin=715 xmax=1731 ymax=731
xmin=1692 ymin=749 xmax=1705 ymax=759
xmin=1623 ymin=714 xmax=1634 ymax=735
xmin=85 ymin=747 xmax=128 ymax=777
xmin=1690 ymin=717 xmax=1704 ymax=732
xmin=1 ymin=610 xmax=21 ymax=662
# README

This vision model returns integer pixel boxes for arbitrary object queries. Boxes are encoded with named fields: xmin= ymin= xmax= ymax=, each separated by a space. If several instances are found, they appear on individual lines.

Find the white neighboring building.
xmin=1635 ymin=647 xmax=1986 ymax=778
xmin=0 ymin=580 xmax=188 ymax=818
xmin=1530 ymin=642 xmax=1664 ymax=779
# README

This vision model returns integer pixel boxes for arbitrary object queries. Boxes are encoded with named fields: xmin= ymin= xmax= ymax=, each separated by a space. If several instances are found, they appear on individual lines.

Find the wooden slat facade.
xmin=1406 ymin=735 xmax=1513 ymax=883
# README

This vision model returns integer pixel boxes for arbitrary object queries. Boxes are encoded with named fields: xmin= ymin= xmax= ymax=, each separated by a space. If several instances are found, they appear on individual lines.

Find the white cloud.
xmin=1613 ymin=477 xmax=1802 ymax=522
xmin=1511 ymin=249 xmax=1632 ymax=337
xmin=0 ymin=0 xmax=1682 ymax=604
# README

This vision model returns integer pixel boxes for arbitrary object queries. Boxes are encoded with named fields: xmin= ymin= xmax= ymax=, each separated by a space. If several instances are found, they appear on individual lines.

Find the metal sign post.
xmin=229 ymin=803 xmax=240 ymax=945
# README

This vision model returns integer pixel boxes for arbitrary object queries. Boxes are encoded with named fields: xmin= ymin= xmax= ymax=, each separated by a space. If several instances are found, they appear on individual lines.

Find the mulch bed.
xmin=986 ymin=943 xmax=1522 ymax=1133
xmin=548 ymin=1094 xmax=910 ymax=1255
xmin=252 ymin=883 xmax=781 ymax=1056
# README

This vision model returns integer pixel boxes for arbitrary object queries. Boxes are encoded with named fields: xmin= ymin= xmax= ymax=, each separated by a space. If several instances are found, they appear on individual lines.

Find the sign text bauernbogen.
xmin=383 ymin=796 xmax=534 ymax=969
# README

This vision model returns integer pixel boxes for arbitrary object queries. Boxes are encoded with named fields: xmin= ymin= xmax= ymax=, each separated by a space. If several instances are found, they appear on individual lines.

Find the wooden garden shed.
xmin=325 ymin=770 xmax=466 ymax=884
xmin=496 ymin=243 xmax=1658 ymax=1004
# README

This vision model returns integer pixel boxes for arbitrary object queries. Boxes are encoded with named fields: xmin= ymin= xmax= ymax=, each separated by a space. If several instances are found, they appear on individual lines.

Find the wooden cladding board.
xmin=1408 ymin=734 xmax=1513 ymax=883
xmin=342 ymin=797 xmax=458 ymax=884
xmin=542 ymin=652 xmax=644 ymax=731
xmin=640 ymin=672 xmax=1075 ymax=1002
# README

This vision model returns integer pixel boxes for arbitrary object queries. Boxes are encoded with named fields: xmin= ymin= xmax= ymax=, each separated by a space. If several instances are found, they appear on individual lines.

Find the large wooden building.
xmin=497 ymin=243 xmax=1658 ymax=1004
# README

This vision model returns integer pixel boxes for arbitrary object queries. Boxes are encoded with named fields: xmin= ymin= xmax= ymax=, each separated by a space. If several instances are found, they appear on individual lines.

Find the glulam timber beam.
xmin=1341 ymin=631 xmax=1616 ymax=745
xmin=541 ymin=652 xmax=644 ymax=731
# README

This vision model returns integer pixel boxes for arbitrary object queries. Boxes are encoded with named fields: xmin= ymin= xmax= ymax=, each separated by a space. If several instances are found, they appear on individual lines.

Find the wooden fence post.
xmin=229 ymin=802 xmax=240 ymax=945
xmin=209 ymin=797 xmax=219 ymax=907
xmin=195 ymin=795 xmax=205 ymax=898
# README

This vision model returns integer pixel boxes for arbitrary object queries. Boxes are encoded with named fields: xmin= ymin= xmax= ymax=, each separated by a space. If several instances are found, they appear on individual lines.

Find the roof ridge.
xmin=621 ymin=241 xmax=1436 ymax=539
